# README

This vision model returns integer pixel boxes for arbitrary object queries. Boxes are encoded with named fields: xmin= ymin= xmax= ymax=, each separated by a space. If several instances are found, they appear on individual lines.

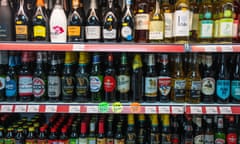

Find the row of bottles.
xmin=0 ymin=113 xmax=239 ymax=144
xmin=1 ymin=0 xmax=240 ymax=43
xmin=0 ymin=51 xmax=240 ymax=104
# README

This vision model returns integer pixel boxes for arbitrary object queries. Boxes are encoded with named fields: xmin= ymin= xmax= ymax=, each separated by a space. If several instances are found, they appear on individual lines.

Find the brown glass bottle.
xmin=134 ymin=0 xmax=149 ymax=43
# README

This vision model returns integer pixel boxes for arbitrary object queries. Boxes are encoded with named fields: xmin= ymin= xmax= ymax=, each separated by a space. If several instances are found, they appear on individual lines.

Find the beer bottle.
xmin=0 ymin=127 xmax=4 ymax=144
xmin=162 ymin=0 xmax=174 ymax=43
xmin=149 ymin=0 xmax=164 ymax=43
xmin=137 ymin=114 xmax=147 ymax=144
xmin=120 ymin=0 xmax=134 ymax=42
xmin=145 ymin=54 xmax=158 ymax=102
xmin=79 ymin=121 xmax=88 ymax=144
xmin=131 ymin=54 xmax=144 ymax=102
xmin=161 ymin=114 xmax=171 ymax=144
xmin=134 ymin=0 xmax=150 ymax=43
xmin=214 ymin=116 xmax=226 ymax=144
xmin=19 ymin=52 xmax=33 ymax=102
xmin=90 ymin=53 xmax=103 ymax=102
xmin=150 ymin=114 xmax=160 ymax=144
xmin=69 ymin=124 xmax=79 ymax=143
xmin=182 ymin=115 xmax=193 ymax=144
xmin=97 ymin=120 xmax=106 ymax=144
xmin=226 ymin=116 xmax=237 ymax=144
xmin=125 ymin=114 xmax=136 ymax=144
xmin=114 ymin=122 xmax=125 ymax=144
xmin=59 ymin=127 xmax=69 ymax=143
xmin=25 ymin=127 xmax=36 ymax=143
xmin=15 ymin=128 xmax=25 ymax=144
xmin=88 ymin=120 xmax=96 ymax=144
xmin=171 ymin=54 xmax=186 ymax=103
xmin=193 ymin=116 xmax=204 ymax=144
xmin=33 ymin=52 xmax=47 ymax=102
xmin=201 ymin=54 xmax=215 ymax=103
xmin=158 ymin=54 xmax=171 ymax=102
xmin=48 ymin=54 xmax=61 ymax=102
xmin=204 ymin=117 xmax=214 ymax=144
xmin=216 ymin=54 xmax=231 ymax=103
xmin=61 ymin=52 xmax=75 ymax=102
xmin=106 ymin=116 xmax=114 ymax=144
xmin=104 ymin=53 xmax=117 ymax=102
xmin=231 ymin=54 xmax=240 ymax=103
xmin=37 ymin=127 xmax=47 ymax=144
xmin=0 ymin=51 xmax=8 ymax=101
xmin=118 ymin=53 xmax=130 ymax=102
xmin=4 ymin=128 xmax=15 ymax=144
xmin=186 ymin=53 xmax=201 ymax=104
xmin=48 ymin=128 xmax=58 ymax=143
xmin=67 ymin=0 xmax=85 ymax=42
xmin=75 ymin=52 xmax=89 ymax=102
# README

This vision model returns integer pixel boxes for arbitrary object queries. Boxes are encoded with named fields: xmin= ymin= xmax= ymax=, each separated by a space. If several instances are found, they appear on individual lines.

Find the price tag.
xmin=190 ymin=107 xmax=202 ymax=114
xmin=221 ymin=45 xmax=233 ymax=52
xmin=172 ymin=106 xmax=184 ymax=114
xmin=69 ymin=106 xmax=81 ymax=113
xmin=130 ymin=103 xmax=141 ymax=113
xmin=206 ymin=107 xmax=218 ymax=114
xmin=219 ymin=107 xmax=232 ymax=114
xmin=15 ymin=105 xmax=27 ymax=112
xmin=27 ymin=105 xmax=40 ymax=113
xmin=1 ymin=105 xmax=13 ymax=112
xmin=112 ymin=102 xmax=123 ymax=113
xmin=87 ymin=106 xmax=98 ymax=113
xmin=98 ymin=102 xmax=109 ymax=113
xmin=158 ymin=106 xmax=170 ymax=114
xmin=73 ymin=44 xmax=85 ymax=51
xmin=145 ymin=106 xmax=157 ymax=114
xmin=45 ymin=105 xmax=57 ymax=113
xmin=204 ymin=46 xmax=217 ymax=52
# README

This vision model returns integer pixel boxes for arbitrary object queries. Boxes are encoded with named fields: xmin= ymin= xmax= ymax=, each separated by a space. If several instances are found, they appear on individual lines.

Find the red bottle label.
xmin=58 ymin=140 xmax=69 ymax=144
xmin=48 ymin=140 xmax=58 ymax=144
xmin=158 ymin=76 xmax=171 ymax=96
xmin=37 ymin=139 xmax=48 ymax=144
xmin=104 ymin=76 xmax=116 ymax=92
xmin=227 ymin=133 xmax=237 ymax=144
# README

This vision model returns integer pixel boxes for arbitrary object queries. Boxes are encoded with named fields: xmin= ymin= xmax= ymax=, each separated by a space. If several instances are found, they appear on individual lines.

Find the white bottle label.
xmin=19 ymin=76 xmax=33 ymax=96
xmin=149 ymin=21 xmax=164 ymax=40
xmin=164 ymin=13 xmax=173 ymax=38
xmin=173 ymin=10 xmax=190 ymax=37
xmin=0 ymin=77 xmax=5 ymax=90
xmin=50 ymin=7 xmax=67 ymax=42
xmin=103 ymin=29 xmax=117 ymax=39
xmin=85 ymin=26 xmax=101 ymax=40
xmin=145 ymin=77 xmax=158 ymax=97
xmin=117 ymin=75 xmax=130 ymax=93
xmin=200 ymin=20 xmax=213 ymax=38
xmin=48 ymin=76 xmax=61 ymax=97
xmin=219 ymin=18 xmax=233 ymax=37
xmin=135 ymin=14 xmax=150 ymax=30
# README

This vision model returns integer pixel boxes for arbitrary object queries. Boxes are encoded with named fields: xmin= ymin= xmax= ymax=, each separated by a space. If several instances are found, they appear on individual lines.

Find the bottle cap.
xmin=79 ymin=52 xmax=89 ymax=64
xmin=138 ymin=114 xmax=145 ymax=121
xmin=92 ymin=54 xmax=100 ymax=64
xmin=133 ymin=54 xmax=143 ymax=70
xmin=80 ymin=121 xmax=87 ymax=134
xmin=21 ymin=52 xmax=31 ymax=63
xmin=64 ymin=52 xmax=72 ymax=64
xmin=36 ymin=52 xmax=43 ymax=63
xmin=40 ymin=127 xmax=45 ymax=132
xmin=29 ymin=127 xmax=35 ymax=132
xmin=51 ymin=127 xmax=56 ymax=133
xmin=0 ymin=51 xmax=8 ymax=65
xmin=121 ymin=53 xmax=128 ymax=64
xmin=151 ymin=114 xmax=158 ymax=126
xmin=98 ymin=121 xmax=104 ymax=133
xmin=161 ymin=114 xmax=170 ymax=126
xmin=128 ymin=114 xmax=135 ymax=125
xmin=72 ymin=0 xmax=80 ymax=8
xmin=147 ymin=54 xmax=155 ymax=66
xmin=36 ymin=0 xmax=45 ymax=7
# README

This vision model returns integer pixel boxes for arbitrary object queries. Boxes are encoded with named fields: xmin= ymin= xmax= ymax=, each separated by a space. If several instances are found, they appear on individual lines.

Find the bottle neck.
xmin=36 ymin=0 xmax=45 ymax=7
xmin=108 ymin=0 xmax=113 ymax=9
xmin=90 ymin=0 xmax=97 ymax=9
xmin=155 ymin=0 xmax=160 ymax=13
xmin=1 ymin=0 xmax=9 ymax=6
xmin=72 ymin=0 xmax=80 ymax=9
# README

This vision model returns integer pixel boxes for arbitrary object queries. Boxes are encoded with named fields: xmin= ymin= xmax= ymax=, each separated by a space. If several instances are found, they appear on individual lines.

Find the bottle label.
xmin=150 ymin=133 xmax=160 ymax=144
xmin=25 ymin=139 xmax=36 ymax=144
xmin=231 ymin=80 xmax=240 ymax=100
xmin=121 ymin=25 xmax=133 ymax=41
xmin=37 ymin=139 xmax=47 ymax=144
xmin=190 ymin=81 xmax=201 ymax=98
xmin=103 ymin=29 xmax=117 ymax=39
xmin=173 ymin=10 xmax=190 ymax=37
xmin=4 ymin=138 xmax=15 ymax=144
xmin=135 ymin=14 xmax=150 ymax=30
xmin=97 ymin=138 xmax=106 ymax=144
xmin=61 ymin=76 xmax=74 ymax=96
xmin=15 ymin=25 xmax=28 ymax=40
xmin=79 ymin=138 xmax=88 ymax=144
xmin=201 ymin=77 xmax=215 ymax=95
xmin=117 ymin=75 xmax=130 ymax=93
xmin=0 ymin=77 xmax=5 ymax=90
xmin=19 ymin=75 xmax=33 ymax=96
xmin=68 ymin=26 xmax=80 ymax=37
xmin=88 ymin=138 xmax=96 ymax=144
xmin=47 ymin=140 xmax=59 ymax=144
xmin=48 ymin=76 xmax=61 ymax=97
xmin=76 ymin=76 xmax=89 ymax=96
xmin=164 ymin=13 xmax=173 ymax=38
xmin=69 ymin=138 xmax=79 ymax=144
xmin=216 ymin=80 xmax=230 ymax=100
xmin=104 ymin=76 xmax=116 ymax=92
xmin=161 ymin=133 xmax=171 ymax=144
xmin=106 ymin=138 xmax=113 ymax=144
xmin=233 ymin=20 xmax=239 ymax=38
xmin=174 ymin=80 xmax=186 ymax=97
xmin=194 ymin=135 xmax=204 ymax=144
xmin=215 ymin=138 xmax=226 ymax=144
xmin=33 ymin=77 xmax=46 ymax=97
xmin=90 ymin=76 xmax=103 ymax=92
xmin=6 ymin=76 xmax=17 ymax=97
xmin=149 ymin=21 xmax=164 ymax=40
xmin=50 ymin=24 xmax=66 ymax=42
xmin=204 ymin=134 xmax=214 ymax=144
xmin=158 ymin=76 xmax=171 ymax=96
xmin=85 ymin=26 xmax=101 ymax=40
xmin=219 ymin=18 xmax=233 ymax=37
xmin=200 ymin=20 xmax=213 ymax=38
xmin=126 ymin=132 xmax=136 ymax=144
xmin=114 ymin=139 xmax=125 ymax=144
xmin=15 ymin=139 xmax=24 ymax=144
xmin=0 ymin=24 xmax=8 ymax=38
xmin=145 ymin=77 xmax=158 ymax=97
xmin=59 ymin=140 xmax=69 ymax=144
xmin=171 ymin=134 xmax=180 ymax=144
xmin=33 ymin=25 xmax=46 ymax=38
xmin=227 ymin=133 xmax=237 ymax=144
xmin=184 ymin=138 xmax=193 ymax=144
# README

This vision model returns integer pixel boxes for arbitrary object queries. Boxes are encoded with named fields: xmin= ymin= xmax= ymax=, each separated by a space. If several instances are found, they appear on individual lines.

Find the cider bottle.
xmin=162 ymin=0 xmax=174 ymax=43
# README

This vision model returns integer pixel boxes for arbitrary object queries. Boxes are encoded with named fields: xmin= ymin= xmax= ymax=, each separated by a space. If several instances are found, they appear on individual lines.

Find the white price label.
xmin=45 ymin=105 xmax=57 ymax=113
xmin=87 ymin=106 xmax=98 ymax=113
xmin=69 ymin=106 xmax=81 ymax=113
xmin=204 ymin=46 xmax=217 ymax=52
xmin=190 ymin=107 xmax=202 ymax=114
xmin=145 ymin=106 xmax=157 ymax=114
xmin=15 ymin=105 xmax=27 ymax=112
xmin=206 ymin=107 xmax=218 ymax=114
xmin=172 ymin=106 xmax=184 ymax=114
xmin=221 ymin=46 xmax=233 ymax=52
xmin=73 ymin=44 xmax=85 ymax=51
xmin=158 ymin=106 xmax=170 ymax=114
xmin=1 ymin=105 xmax=13 ymax=112
xmin=219 ymin=107 xmax=232 ymax=114
xmin=27 ymin=105 xmax=40 ymax=113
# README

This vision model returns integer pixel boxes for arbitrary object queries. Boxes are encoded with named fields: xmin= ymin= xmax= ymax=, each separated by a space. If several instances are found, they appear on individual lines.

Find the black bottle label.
xmin=76 ymin=76 xmax=89 ymax=96
xmin=62 ymin=76 xmax=74 ymax=96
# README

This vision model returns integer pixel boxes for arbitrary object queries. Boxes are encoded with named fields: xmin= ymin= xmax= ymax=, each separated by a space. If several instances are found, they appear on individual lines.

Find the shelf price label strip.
xmin=191 ymin=45 xmax=238 ymax=52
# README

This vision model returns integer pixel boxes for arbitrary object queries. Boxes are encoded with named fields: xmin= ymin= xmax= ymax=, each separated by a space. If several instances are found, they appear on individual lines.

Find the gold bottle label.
xmin=16 ymin=25 xmax=28 ymax=35
xmin=68 ymin=26 xmax=81 ymax=37
xmin=34 ymin=25 xmax=46 ymax=37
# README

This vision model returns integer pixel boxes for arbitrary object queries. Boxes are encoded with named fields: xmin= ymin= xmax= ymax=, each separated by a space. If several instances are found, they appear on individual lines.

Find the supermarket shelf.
xmin=0 ymin=42 xmax=185 ymax=52
xmin=190 ymin=44 xmax=240 ymax=52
